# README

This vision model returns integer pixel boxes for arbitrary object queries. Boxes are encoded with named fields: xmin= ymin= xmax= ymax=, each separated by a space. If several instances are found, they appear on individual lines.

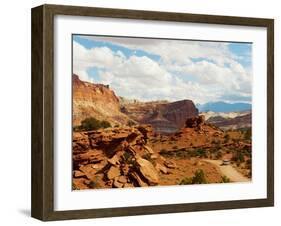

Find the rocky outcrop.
xmin=73 ymin=74 xmax=198 ymax=132
xmin=72 ymin=125 xmax=167 ymax=189
xmin=206 ymin=113 xmax=252 ymax=130
xmin=162 ymin=100 xmax=199 ymax=127
xmin=73 ymin=74 xmax=130 ymax=126
xmin=185 ymin=115 xmax=205 ymax=128
xmin=121 ymin=99 xmax=199 ymax=133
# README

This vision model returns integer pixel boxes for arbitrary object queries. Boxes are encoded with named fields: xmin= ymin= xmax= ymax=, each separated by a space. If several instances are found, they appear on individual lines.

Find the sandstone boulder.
xmin=136 ymin=157 xmax=159 ymax=185
xmin=130 ymin=172 xmax=148 ymax=187
xmin=185 ymin=115 xmax=205 ymax=128
xmin=73 ymin=170 xmax=86 ymax=178
xmin=155 ymin=163 xmax=169 ymax=174
xmin=107 ymin=166 xmax=120 ymax=180
xmin=164 ymin=160 xmax=177 ymax=169
xmin=113 ymin=177 xmax=124 ymax=188
xmin=143 ymin=145 xmax=154 ymax=154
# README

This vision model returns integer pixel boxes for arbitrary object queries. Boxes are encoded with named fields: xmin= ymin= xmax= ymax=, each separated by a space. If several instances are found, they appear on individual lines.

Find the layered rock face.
xmin=72 ymin=125 xmax=173 ymax=189
xmin=206 ymin=113 xmax=252 ymax=130
xmin=162 ymin=100 xmax=199 ymax=128
xmin=121 ymin=100 xmax=199 ymax=133
xmin=73 ymin=73 xmax=198 ymax=133
xmin=73 ymin=74 xmax=130 ymax=126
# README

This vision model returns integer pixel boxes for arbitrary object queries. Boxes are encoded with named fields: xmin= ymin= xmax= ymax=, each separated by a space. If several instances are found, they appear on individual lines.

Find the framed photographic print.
xmin=31 ymin=4 xmax=274 ymax=221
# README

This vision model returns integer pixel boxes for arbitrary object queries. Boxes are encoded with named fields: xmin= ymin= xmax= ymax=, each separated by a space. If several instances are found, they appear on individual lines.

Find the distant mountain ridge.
xmin=197 ymin=101 xmax=251 ymax=113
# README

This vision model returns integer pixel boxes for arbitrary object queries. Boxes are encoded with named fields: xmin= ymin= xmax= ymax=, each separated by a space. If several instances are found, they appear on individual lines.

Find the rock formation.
xmin=121 ymin=99 xmax=199 ymax=133
xmin=206 ymin=113 xmax=252 ymax=130
xmin=73 ymin=74 xmax=130 ymax=126
xmin=72 ymin=125 xmax=170 ymax=189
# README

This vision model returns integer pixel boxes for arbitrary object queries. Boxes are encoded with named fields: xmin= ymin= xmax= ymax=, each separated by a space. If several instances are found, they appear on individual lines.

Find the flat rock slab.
xmin=136 ymin=157 xmax=159 ymax=185
xmin=107 ymin=166 xmax=121 ymax=180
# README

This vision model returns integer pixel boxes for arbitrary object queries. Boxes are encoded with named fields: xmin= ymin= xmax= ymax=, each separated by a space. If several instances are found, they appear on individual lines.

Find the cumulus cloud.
xmin=72 ymin=36 xmax=252 ymax=104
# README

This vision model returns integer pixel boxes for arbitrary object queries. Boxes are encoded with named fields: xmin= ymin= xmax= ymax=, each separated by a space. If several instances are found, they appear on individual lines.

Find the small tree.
xmin=79 ymin=117 xmax=111 ymax=131
xmin=179 ymin=169 xmax=207 ymax=185
xmin=80 ymin=117 xmax=100 ymax=131
xmin=100 ymin=120 xmax=111 ymax=128
xmin=221 ymin=175 xmax=231 ymax=183
xmin=192 ymin=169 xmax=207 ymax=184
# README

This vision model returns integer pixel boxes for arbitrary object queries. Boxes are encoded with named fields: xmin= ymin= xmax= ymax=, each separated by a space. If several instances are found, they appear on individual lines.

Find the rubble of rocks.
xmin=72 ymin=125 xmax=172 ymax=189
xmin=185 ymin=115 xmax=205 ymax=128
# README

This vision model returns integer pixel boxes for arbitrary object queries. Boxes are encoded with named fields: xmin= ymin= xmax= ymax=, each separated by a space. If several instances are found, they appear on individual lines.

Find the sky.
xmin=73 ymin=35 xmax=252 ymax=104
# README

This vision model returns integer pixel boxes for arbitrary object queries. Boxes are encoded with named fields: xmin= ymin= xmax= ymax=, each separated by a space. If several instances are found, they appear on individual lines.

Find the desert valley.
xmin=72 ymin=74 xmax=252 ymax=190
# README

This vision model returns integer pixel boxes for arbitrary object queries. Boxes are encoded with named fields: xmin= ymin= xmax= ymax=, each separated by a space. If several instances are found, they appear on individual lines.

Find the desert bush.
xmin=221 ymin=175 xmax=231 ymax=183
xmin=159 ymin=149 xmax=168 ymax=154
xmin=88 ymin=180 xmax=101 ymax=189
xmin=215 ymin=151 xmax=222 ymax=159
xmin=179 ymin=177 xmax=193 ymax=185
xmin=192 ymin=169 xmax=207 ymax=184
xmin=237 ymin=152 xmax=245 ymax=163
xmin=79 ymin=117 xmax=111 ymax=131
xmin=244 ymin=128 xmax=252 ymax=140
xmin=100 ymin=120 xmax=111 ymax=129
xmin=123 ymin=151 xmax=134 ymax=164
xmin=195 ymin=148 xmax=207 ymax=158
xmin=72 ymin=183 xmax=80 ymax=190
xmin=179 ymin=169 xmax=207 ymax=185
xmin=127 ymin=120 xmax=136 ymax=127
xmin=224 ymin=134 xmax=230 ymax=143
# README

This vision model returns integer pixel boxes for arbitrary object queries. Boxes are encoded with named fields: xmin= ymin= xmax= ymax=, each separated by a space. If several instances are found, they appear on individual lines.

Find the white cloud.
xmin=73 ymin=38 xmax=252 ymax=104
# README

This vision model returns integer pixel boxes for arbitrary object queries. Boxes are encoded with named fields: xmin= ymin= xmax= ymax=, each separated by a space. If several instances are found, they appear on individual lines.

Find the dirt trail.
xmin=203 ymin=159 xmax=250 ymax=182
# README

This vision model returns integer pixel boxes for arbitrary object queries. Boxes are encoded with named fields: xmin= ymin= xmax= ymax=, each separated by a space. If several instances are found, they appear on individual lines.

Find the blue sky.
xmin=73 ymin=35 xmax=252 ymax=104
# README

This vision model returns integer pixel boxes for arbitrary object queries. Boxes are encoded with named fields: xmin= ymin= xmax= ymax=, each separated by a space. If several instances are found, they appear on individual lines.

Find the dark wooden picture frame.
xmin=31 ymin=4 xmax=274 ymax=221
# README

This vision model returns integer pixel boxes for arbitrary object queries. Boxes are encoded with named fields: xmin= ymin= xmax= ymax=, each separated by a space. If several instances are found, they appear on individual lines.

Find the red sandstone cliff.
xmin=73 ymin=74 xmax=130 ymax=126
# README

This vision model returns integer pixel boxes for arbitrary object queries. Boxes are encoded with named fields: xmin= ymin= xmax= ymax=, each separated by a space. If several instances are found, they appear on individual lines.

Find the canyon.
xmin=72 ymin=74 xmax=252 ymax=189
xmin=73 ymin=74 xmax=199 ymax=133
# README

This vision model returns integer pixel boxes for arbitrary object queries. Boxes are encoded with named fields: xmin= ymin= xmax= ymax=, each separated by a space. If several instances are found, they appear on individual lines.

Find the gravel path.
xmin=203 ymin=159 xmax=250 ymax=182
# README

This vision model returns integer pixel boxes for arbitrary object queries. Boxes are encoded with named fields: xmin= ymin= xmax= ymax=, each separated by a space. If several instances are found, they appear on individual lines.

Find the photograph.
xmin=72 ymin=34 xmax=252 ymax=190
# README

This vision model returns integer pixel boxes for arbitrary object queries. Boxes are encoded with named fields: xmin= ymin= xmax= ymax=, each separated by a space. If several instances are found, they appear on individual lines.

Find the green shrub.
xmin=88 ymin=180 xmax=101 ymax=189
xmin=192 ymin=169 xmax=207 ymax=184
xmin=179 ymin=169 xmax=207 ymax=185
xmin=127 ymin=120 xmax=136 ymax=126
xmin=179 ymin=177 xmax=193 ymax=185
xmin=224 ymin=134 xmax=230 ymax=142
xmin=195 ymin=148 xmax=207 ymax=158
xmin=244 ymin=129 xmax=252 ymax=140
xmin=221 ymin=175 xmax=231 ymax=183
xmin=215 ymin=151 xmax=222 ymax=159
xmin=72 ymin=182 xmax=80 ymax=190
xmin=79 ymin=117 xmax=111 ymax=131
xmin=123 ymin=151 xmax=134 ymax=164
xmin=237 ymin=152 xmax=245 ymax=163
xmin=100 ymin=120 xmax=111 ymax=128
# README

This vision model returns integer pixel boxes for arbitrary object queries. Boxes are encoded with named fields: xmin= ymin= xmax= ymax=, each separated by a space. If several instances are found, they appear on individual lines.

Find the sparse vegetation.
xmin=221 ymin=175 xmax=231 ymax=183
xmin=224 ymin=134 xmax=230 ymax=143
xmin=127 ymin=120 xmax=136 ymax=127
xmin=88 ymin=180 xmax=101 ymax=189
xmin=72 ymin=182 xmax=80 ymax=190
xmin=180 ymin=169 xmax=207 ymax=185
xmin=244 ymin=128 xmax=252 ymax=140
xmin=123 ymin=151 xmax=134 ymax=164
xmin=75 ymin=117 xmax=111 ymax=131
